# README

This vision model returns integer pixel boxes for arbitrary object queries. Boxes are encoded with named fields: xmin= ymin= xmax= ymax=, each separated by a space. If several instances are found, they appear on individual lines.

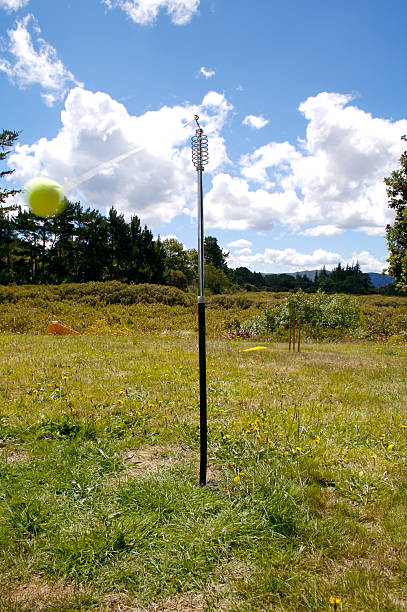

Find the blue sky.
xmin=1 ymin=0 xmax=406 ymax=273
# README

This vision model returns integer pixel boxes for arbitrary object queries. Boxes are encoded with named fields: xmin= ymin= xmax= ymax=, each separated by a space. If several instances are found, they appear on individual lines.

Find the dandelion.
xmin=225 ymin=434 xmax=231 ymax=439
xmin=233 ymin=476 xmax=241 ymax=483
xmin=387 ymin=443 xmax=394 ymax=450
xmin=239 ymin=471 xmax=246 ymax=476
xmin=370 ymin=454 xmax=377 ymax=459
xmin=295 ymin=446 xmax=302 ymax=452
xmin=119 ymin=389 xmax=125 ymax=395
xmin=379 ymin=434 xmax=385 ymax=440
xmin=314 ymin=435 xmax=321 ymax=444
xmin=329 ymin=597 xmax=341 ymax=609
xmin=401 ymin=425 xmax=407 ymax=429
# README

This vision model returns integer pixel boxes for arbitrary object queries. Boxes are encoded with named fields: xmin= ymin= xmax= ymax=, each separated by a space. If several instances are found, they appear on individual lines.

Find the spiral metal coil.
xmin=192 ymin=130 xmax=209 ymax=171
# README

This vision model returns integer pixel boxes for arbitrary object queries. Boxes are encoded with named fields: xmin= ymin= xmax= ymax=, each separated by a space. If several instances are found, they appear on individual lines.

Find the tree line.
xmin=1 ymin=128 xmax=405 ymax=294
xmin=0 ymin=197 xmax=380 ymax=294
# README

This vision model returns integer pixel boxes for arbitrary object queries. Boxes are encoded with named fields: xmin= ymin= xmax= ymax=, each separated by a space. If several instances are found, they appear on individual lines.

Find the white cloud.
xmin=103 ymin=0 xmax=200 ymax=25
xmin=9 ymin=87 xmax=233 ymax=226
xmin=159 ymin=233 xmax=179 ymax=241
xmin=241 ymin=142 xmax=300 ymax=187
xmin=228 ymin=246 xmax=385 ymax=273
xmin=204 ymin=173 xmax=301 ymax=231
xmin=200 ymin=66 xmax=215 ymax=79
xmin=235 ymin=247 xmax=252 ymax=256
xmin=300 ymin=224 xmax=343 ymax=237
xmin=0 ymin=15 xmax=81 ymax=105
xmin=227 ymin=238 xmax=253 ymax=249
xmin=242 ymin=114 xmax=269 ymax=129
xmin=0 ymin=0 xmax=29 ymax=11
xmin=239 ymin=92 xmax=407 ymax=234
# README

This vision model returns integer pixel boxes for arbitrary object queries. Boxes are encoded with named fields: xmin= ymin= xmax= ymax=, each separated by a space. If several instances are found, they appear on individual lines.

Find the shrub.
xmin=242 ymin=290 xmax=363 ymax=340
xmin=0 ymin=282 xmax=195 ymax=307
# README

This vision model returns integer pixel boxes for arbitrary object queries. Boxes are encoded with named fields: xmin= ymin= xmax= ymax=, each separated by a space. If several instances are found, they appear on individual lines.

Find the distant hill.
xmin=289 ymin=269 xmax=394 ymax=288
xmin=367 ymin=272 xmax=395 ymax=287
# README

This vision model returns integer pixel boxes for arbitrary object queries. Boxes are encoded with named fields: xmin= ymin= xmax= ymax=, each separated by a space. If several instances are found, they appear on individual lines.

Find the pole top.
xmin=191 ymin=116 xmax=209 ymax=171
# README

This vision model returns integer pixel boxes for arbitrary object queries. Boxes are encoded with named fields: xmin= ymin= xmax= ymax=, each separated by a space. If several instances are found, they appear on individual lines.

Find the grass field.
xmin=1 ymin=320 xmax=407 ymax=611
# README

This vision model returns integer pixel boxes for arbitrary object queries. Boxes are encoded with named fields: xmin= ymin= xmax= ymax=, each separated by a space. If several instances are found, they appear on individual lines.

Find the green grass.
xmin=1 ymin=327 xmax=407 ymax=610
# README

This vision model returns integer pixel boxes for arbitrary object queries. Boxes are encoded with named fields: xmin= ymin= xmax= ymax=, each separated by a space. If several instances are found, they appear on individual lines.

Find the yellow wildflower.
xmin=233 ymin=476 xmax=240 ymax=483
xmin=387 ymin=443 xmax=394 ymax=450
xmin=330 ymin=597 xmax=341 ymax=605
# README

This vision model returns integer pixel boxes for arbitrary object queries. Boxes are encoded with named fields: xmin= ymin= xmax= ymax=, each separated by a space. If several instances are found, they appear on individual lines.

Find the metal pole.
xmin=197 ymin=167 xmax=207 ymax=486
xmin=191 ymin=116 xmax=209 ymax=486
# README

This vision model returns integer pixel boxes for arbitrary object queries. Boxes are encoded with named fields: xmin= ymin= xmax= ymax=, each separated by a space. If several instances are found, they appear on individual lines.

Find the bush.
xmin=0 ymin=282 xmax=195 ymax=307
xmin=242 ymin=290 xmax=363 ymax=340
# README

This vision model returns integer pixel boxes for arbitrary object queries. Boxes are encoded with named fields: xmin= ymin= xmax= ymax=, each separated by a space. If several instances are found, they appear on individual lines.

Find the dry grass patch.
xmin=0 ymin=574 xmax=92 ymax=611
xmin=0 ymin=445 xmax=29 ymax=463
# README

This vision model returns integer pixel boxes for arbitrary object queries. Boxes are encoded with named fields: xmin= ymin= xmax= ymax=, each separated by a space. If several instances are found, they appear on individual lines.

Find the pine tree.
xmin=0 ymin=130 xmax=21 ymax=282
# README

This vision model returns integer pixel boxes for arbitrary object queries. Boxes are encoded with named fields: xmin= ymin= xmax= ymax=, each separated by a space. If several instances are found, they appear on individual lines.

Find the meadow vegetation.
xmin=0 ymin=285 xmax=407 ymax=610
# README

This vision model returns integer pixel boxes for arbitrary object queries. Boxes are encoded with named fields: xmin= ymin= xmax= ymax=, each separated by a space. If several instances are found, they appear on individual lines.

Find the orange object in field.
xmin=46 ymin=321 xmax=80 ymax=335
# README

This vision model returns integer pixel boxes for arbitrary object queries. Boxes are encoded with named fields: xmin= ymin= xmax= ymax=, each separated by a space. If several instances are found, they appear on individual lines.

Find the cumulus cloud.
xmin=228 ymin=246 xmax=386 ymax=274
xmin=300 ymin=224 xmax=343 ymax=237
xmin=0 ymin=0 xmax=29 ymax=11
xmin=159 ymin=233 xmax=179 ymax=241
xmin=204 ymin=173 xmax=301 ymax=231
xmin=103 ymin=0 xmax=200 ymax=25
xmin=240 ymin=142 xmax=300 ymax=187
xmin=242 ymin=114 xmax=269 ymax=129
xmin=199 ymin=66 xmax=215 ymax=79
xmin=227 ymin=238 xmax=253 ymax=249
xmin=0 ymin=14 xmax=81 ymax=105
xmin=9 ymin=87 xmax=233 ymax=226
xmin=239 ymin=92 xmax=407 ymax=233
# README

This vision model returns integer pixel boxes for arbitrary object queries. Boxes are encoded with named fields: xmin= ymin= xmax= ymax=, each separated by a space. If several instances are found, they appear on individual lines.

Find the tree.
xmin=108 ymin=208 xmax=132 ymax=280
xmin=385 ymin=136 xmax=407 ymax=293
xmin=0 ymin=130 xmax=20 ymax=205
xmin=204 ymin=236 xmax=229 ymax=270
xmin=205 ymin=262 xmax=233 ymax=294
xmin=0 ymin=130 xmax=20 ymax=282
xmin=162 ymin=237 xmax=195 ymax=286
xmin=231 ymin=266 xmax=264 ymax=290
